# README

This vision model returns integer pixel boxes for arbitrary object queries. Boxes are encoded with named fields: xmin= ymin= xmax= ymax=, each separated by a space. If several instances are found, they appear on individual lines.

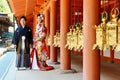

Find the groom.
xmin=12 ymin=16 xmax=33 ymax=70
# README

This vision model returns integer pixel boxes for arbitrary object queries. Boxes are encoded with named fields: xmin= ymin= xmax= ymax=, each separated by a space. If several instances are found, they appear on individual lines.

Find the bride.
xmin=30 ymin=14 xmax=54 ymax=71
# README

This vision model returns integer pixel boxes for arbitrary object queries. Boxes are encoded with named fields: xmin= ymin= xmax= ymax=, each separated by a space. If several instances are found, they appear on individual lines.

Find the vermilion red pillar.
xmin=60 ymin=0 xmax=71 ymax=70
xmin=50 ymin=0 xmax=58 ymax=62
xmin=83 ymin=0 xmax=100 ymax=80
xmin=44 ymin=9 xmax=50 ymax=58
xmin=33 ymin=13 xmax=37 ymax=34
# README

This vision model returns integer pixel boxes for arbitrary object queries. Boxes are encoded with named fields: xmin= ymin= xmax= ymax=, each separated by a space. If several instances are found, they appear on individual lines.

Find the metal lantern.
xmin=65 ymin=26 xmax=73 ymax=50
xmin=53 ymin=32 xmax=60 ymax=47
xmin=93 ymin=12 xmax=107 ymax=50
xmin=106 ymin=8 xmax=119 ymax=50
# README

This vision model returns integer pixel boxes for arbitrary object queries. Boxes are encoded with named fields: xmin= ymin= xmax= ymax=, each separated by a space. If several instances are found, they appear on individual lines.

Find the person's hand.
xmin=14 ymin=45 xmax=16 ymax=48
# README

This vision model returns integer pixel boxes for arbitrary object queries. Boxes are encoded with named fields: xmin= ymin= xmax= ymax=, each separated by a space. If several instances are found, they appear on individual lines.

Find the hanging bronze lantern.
xmin=114 ymin=8 xmax=120 ymax=51
xmin=72 ymin=26 xmax=78 ymax=51
xmin=65 ymin=25 xmax=73 ymax=50
xmin=53 ymin=34 xmax=57 ymax=47
xmin=53 ymin=32 xmax=60 ymax=47
xmin=56 ymin=32 xmax=60 ymax=47
xmin=93 ymin=11 xmax=108 ymax=50
xmin=76 ymin=23 xmax=83 ymax=51
xmin=68 ymin=27 xmax=74 ymax=50
xmin=47 ymin=35 xmax=50 ymax=46
xmin=106 ymin=8 xmax=119 ymax=50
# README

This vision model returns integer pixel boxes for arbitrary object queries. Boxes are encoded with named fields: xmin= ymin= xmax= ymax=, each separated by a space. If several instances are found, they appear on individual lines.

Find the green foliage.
xmin=0 ymin=0 xmax=11 ymax=13
xmin=0 ymin=0 xmax=13 ymax=22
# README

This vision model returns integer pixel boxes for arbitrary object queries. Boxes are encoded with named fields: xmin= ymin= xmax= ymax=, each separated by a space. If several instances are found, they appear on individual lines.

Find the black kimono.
xmin=12 ymin=26 xmax=33 ymax=68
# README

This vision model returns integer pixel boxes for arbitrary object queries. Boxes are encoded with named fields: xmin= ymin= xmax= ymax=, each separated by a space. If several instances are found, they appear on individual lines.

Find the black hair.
xmin=37 ymin=13 xmax=41 ymax=17
xmin=37 ymin=13 xmax=44 ymax=18
xmin=20 ymin=16 xmax=27 ymax=21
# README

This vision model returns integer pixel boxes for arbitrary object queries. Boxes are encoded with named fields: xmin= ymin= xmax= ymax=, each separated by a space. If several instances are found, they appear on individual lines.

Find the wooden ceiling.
xmin=7 ymin=0 xmax=120 ymax=28
xmin=8 ymin=0 xmax=45 ymax=17
xmin=8 ymin=0 xmax=45 ymax=27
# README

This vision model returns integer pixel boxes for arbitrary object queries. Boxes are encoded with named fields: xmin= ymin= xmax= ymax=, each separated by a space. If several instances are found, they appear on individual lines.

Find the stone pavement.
xmin=1 ymin=51 xmax=120 ymax=80
xmin=15 ymin=54 xmax=120 ymax=80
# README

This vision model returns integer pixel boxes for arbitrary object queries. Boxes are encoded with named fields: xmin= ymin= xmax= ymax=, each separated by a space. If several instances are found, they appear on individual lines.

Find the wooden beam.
xmin=101 ymin=1 xmax=114 ymax=8
xmin=25 ymin=0 xmax=28 ymax=16
xmin=10 ymin=0 xmax=26 ymax=17
xmin=37 ymin=0 xmax=44 ymax=5
xmin=25 ymin=0 xmax=37 ymax=16
xmin=8 ymin=0 xmax=16 ymax=14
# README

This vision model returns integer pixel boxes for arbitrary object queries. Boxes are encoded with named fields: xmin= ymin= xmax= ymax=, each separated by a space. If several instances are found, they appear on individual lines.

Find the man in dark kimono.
xmin=12 ymin=16 xmax=33 ymax=70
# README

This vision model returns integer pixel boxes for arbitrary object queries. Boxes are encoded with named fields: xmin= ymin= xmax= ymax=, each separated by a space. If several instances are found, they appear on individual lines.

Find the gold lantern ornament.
xmin=56 ymin=32 xmax=60 ymax=47
xmin=106 ymin=8 xmax=119 ymax=50
xmin=93 ymin=11 xmax=108 ymax=50
xmin=47 ymin=35 xmax=50 ymax=46
xmin=76 ymin=23 xmax=83 ymax=51
xmin=65 ymin=25 xmax=73 ymax=50
xmin=53 ymin=34 xmax=57 ymax=47
xmin=53 ymin=32 xmax=60 ymax=47
xmin=72 ymin=26 xmax=78 ymax=51
xmin=113 ymin=8 xmax=120 ymax=51
xmin=116 ymin=19 xmax=120 ymax=51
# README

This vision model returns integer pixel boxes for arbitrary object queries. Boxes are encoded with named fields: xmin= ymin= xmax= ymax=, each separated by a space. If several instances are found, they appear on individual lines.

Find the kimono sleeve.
xmin=41 ymin=26 xmax=47 ymax=38
xmin=12 ymin=29 xmax=18 ymax=45
xmin=29 ymin=28 xmax=33 ymax=45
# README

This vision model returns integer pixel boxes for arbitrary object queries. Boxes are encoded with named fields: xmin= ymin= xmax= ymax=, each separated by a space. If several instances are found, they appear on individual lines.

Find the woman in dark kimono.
xmin=12 ymin=16 xmax=33 ymax=70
